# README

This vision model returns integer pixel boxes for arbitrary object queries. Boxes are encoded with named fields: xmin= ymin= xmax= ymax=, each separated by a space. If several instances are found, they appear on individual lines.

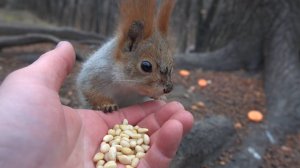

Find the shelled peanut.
xmin=93 ymin=119 xmax=150 ymax=168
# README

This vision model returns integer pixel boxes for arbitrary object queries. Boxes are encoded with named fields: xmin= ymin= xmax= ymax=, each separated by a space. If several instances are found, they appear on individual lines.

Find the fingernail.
xmin=170 ymin=101 xmax=185 ymax=109
xmin=55 ymin=41 xmax=65 ymax=49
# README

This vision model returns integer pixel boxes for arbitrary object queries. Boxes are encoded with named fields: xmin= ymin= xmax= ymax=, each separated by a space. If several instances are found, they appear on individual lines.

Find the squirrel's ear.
xmin=117 ymin=0 xmax=156 ymax=53
xmin=126 ymin=21 xmax=144 ymax=52
xmin=157 ymin=0 xmax=176 ymax=36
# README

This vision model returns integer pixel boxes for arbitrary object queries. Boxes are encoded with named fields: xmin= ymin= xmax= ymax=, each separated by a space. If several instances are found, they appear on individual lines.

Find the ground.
xmin=0 ymin=9 xmax=299 ymax=168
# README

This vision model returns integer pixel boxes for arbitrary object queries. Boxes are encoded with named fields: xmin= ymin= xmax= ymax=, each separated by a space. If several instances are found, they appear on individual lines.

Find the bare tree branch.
xmin=0 ymin=34 xmax=60 ymax=48
xmin=0 ymin=23 xmax=106 ymax=42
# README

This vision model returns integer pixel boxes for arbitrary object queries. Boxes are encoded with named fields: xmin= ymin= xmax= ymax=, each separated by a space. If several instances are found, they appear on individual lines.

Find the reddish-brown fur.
xmin=116 ymin=0 xmax=175 ymax=60
xmin=157 ymin=0 xmax=176 ymax=36
xmin=116 ymin=0 xmax=156 ymax=57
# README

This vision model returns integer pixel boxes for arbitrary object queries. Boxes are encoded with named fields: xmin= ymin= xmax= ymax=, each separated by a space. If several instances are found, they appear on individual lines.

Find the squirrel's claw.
xmin=94 ymin=104 xmax=119 ymax=113
xmin=152 ymin=95 xmax=167 ymax=101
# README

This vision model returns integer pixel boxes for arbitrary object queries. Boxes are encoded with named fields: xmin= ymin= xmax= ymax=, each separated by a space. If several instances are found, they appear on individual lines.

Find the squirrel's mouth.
xmin=137 ymin=86 xmax=165 ymax=98
xmin=150 ymin=95 xmax=160 ymax=99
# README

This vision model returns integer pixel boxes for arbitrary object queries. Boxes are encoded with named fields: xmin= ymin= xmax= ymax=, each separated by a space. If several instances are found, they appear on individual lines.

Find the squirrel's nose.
xmin=163 ymin=83 xmax=173 ymax=94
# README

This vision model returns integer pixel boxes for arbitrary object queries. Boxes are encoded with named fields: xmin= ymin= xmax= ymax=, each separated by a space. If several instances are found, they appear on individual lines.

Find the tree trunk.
xmin=194 ymin=0 xmax=220 ymax=52
xmin=172 ymin=0 xmax=300 ymax=168
xmin=6 ymin=0 xmax=119 ymax=37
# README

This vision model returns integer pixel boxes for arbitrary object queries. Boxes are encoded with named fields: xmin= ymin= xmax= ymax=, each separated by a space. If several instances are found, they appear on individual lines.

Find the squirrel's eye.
xmin=141 ymin=61 xmax=152 ymax=73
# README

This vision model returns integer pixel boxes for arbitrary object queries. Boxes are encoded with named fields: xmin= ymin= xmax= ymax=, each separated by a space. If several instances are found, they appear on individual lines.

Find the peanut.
xmin=117 ymin=155 xmax=132 ymax=165
xmin=106 ymin=146 xmax=117 ymax=161
xmin=126 ymin=165 xmax=134 ymax=168
xmin=93 ymin=152 xmax=105 ymax=162
xmin=137 ymin=128 xmax=149 ymax=134
xmin=143 ymin=134 xmax=150 ymax=145
xmin=120 ymin=140 xmax=130 ymax=148
xmin=103 ymin=135 xmax=114 ymax=142
xmin=136 ymin=152 xmax=145 ymax=159
xmin=103 ymin=161 xmax=117 ymax=168
xmin=121 ymin=147 xmax=134 ymax=155
xmin=96 ymin=160 xmax=105 ymax=167
xmin=93 ymin=119 xmax=150 ymax=167
xmin=100 ymin=143 xmax=110 ymax=153
xmin=135 ymin=145 xmax=144 ymax=153
xmin=131 ymin=158 xmax=139 ymax=167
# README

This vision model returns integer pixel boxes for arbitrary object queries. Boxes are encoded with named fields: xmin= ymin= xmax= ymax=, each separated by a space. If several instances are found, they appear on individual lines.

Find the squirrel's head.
xmin=114 ymin=0 xmax=175 ymax=98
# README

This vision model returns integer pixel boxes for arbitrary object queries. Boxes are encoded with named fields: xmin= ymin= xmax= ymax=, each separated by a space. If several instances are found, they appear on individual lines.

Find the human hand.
xmin=0 ymin=42 xmax=194 ymax=168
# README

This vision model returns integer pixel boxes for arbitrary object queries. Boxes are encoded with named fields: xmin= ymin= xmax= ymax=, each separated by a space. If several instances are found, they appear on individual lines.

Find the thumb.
xmin=28 ymin=41 xmax=76 ymax=91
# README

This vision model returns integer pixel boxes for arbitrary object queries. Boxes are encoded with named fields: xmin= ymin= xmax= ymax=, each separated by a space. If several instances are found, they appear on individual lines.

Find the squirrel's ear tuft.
xmin=157 ymin=0 xmax=176 ymax=36
xmin=117 ymin=0 xmax=156 ymax=53
xmin=126 ymin=21 xmax=144 ymax=51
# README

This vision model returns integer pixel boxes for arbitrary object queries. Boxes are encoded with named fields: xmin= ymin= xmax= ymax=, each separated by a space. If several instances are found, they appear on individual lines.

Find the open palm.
xmin=0 ymin=42 xmax=193 ymax=168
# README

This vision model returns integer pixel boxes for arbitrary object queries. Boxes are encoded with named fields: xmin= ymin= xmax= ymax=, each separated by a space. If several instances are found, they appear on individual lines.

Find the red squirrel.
xmin=76 ymin=0 xmax=175 ymax=112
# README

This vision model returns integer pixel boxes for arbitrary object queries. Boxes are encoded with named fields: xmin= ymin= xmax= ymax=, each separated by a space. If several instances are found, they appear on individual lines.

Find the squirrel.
xmin=76 ymin=0 xmax=176 ymax=113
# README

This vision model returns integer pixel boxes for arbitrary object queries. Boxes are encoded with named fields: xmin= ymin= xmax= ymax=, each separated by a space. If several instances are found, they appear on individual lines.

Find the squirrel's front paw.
xmin=158 ymin=95 xmax=168 ymax=101
xmin=93 ymin=104 xmax=119 ymax=113
xmin=151 ymin=95 xmax=167 ymax=101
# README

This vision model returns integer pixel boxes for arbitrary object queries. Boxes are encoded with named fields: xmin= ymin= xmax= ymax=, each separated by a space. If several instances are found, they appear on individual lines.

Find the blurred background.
xmin=0 ymin=0 xmax=299 ymax=168
xmin=0 ymin=0 xmax=217 ymax=53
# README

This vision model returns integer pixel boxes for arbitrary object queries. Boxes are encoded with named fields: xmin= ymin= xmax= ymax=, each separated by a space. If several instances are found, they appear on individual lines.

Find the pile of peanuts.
xmin=93 ymin=119 xmax=150 ymax=168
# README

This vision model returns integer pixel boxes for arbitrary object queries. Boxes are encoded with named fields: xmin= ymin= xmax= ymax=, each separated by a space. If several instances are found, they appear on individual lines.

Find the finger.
xmin=28 ymin=41 xmax=75 ymax=91
xmin=136 ymin=101 xmax=185 ymax=135
xmin=169 ymin=110 xmax=194 ymax=136
xmin=147 ymin=109 xmax=193 ymax=144
xmin=139 ymin=120 xmax=183 ymax=168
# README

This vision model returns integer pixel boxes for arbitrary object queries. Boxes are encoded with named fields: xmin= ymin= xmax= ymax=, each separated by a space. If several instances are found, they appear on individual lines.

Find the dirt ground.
xmin=0 ymin=8 xmax=299 ymax=168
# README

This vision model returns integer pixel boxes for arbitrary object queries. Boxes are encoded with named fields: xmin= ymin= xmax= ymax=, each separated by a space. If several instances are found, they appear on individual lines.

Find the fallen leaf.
xmin=187 ymin=86 xmax=196 ymax=93
xmin=219 ymin=161 xmax=226 ymax=166
xmin=68 ymin=91 xmax=73 ymax=96
xmin=184 ymin=93 xmax=190 ymax=98
xmin=198 ymin=79 xmax=208 ymax=88
xmin=196 ymin=101 xmax=205 ymax=108
xmin=281 ymin=146 xmax=292 ymax=152
xmin=179 ymin=69 xmax=190 ymax=77
xmin=234 ymin=122 xmax=243 ymax=129
xmin=247 ymin=110 xmax=264 ymax=122
xmin=191 ymin=105 xmax=199 ymax=111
